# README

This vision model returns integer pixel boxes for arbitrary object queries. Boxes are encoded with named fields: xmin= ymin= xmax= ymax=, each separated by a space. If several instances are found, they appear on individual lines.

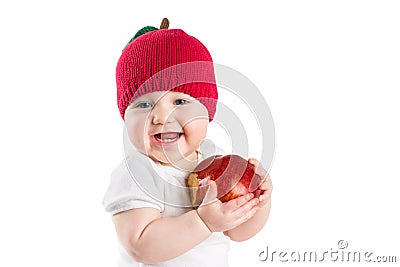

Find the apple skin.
xmin=187 ymin=154 xmax=265 ymax=207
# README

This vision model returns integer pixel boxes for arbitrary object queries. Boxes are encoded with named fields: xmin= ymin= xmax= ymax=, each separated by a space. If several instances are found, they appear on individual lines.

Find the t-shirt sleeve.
xmin=199 ymin=141 xmax=227 ymax=159
xmin=215 ymin=145 xmax=226 ymax=156
xmin=102 ymin=157 xmax=164 ymax=216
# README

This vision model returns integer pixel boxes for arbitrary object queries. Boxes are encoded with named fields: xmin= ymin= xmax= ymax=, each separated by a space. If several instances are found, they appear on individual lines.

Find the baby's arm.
xmin=113 ymin=189 xmax=258 ymax=264
xmin=223 ymin=191 xmax=271 ymax=241
xmin=223 ymin=158 xmax=273 ymax=241
xmin=113 ymin=208 xmax=210 ymax=264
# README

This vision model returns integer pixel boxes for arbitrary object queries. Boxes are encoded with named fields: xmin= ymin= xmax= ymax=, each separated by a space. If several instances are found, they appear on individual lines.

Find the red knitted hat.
xmin=116 ymin=18 xmax=218 ymax=121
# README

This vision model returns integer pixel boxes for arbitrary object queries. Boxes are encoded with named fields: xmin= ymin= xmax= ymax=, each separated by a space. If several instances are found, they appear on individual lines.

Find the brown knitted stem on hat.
xmin=160 ymin=18 xmax=169 ymax=29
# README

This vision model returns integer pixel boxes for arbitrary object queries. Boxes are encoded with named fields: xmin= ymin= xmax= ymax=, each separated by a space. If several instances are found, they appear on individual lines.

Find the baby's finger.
xmin=231 ymin=197 xmax=259 ymax=219
xmin=259 ymin=189 xmax=272 ymax=202
xmin=256 ymin=165 xmax=268 ymax=181
xmin=248 ymin=158 xmax=268 ymax=180
xmin=202 ymin=181 xmax=218 ymax=206
xmin=221 ymin=193 xmax=254 ymax=211
xmin=249 ymin=173 xmax=264 ymax=192
xmin=259 ymin=183 xmax=273 ymax=203
xmin=248 ymin=158 xmax=259 ymax=167
xmin=260 ymin=176 xmax=272 ymax=190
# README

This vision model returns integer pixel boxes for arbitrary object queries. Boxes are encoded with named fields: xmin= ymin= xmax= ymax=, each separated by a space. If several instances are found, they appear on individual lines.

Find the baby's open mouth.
xmin=153 ymin=132 xmax=183 ymax=143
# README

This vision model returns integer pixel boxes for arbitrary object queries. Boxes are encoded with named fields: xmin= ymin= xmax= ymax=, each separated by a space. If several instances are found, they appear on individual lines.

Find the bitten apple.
xmin=187 ymin=154 xmax=266 ymax=207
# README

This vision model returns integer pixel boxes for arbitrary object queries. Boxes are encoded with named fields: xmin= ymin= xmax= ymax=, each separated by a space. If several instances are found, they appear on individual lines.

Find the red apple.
xmin=187 ymin=154 xmax=265 ymax=207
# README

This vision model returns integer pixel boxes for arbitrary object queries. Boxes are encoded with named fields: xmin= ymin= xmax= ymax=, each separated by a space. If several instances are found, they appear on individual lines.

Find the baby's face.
xmin=124 ymin=91 xmax=209 ymax=169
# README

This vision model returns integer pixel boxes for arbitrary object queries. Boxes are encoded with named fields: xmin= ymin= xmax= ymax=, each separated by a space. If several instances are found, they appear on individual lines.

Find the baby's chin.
xmin=131 ymin=142 xmax=199 ymax=167
xmin=152 ymin=151 xmax=199 ymax=170
xmin=152 ymin=153 xmax=185 ymax=165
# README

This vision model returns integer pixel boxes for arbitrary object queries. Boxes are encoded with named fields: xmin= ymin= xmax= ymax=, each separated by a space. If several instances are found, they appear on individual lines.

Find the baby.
xmin=103 ymin=18 xmax=273 ymax=267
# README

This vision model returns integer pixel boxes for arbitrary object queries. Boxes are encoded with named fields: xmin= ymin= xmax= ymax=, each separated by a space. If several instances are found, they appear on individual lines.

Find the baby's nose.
xmin=151 ymin=104 xmax=175 ymax=125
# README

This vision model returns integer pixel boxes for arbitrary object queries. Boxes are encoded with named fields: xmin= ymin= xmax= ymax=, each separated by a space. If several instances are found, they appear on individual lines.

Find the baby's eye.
xmin=174 ymin=99 xmax=189 ymax=105
xmin=136 ymin=102 xmax=153 ymax=109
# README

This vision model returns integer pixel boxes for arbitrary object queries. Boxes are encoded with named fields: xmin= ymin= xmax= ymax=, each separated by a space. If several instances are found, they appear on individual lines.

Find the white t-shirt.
xmin=102 ymin=142 xmax=230 ymax=267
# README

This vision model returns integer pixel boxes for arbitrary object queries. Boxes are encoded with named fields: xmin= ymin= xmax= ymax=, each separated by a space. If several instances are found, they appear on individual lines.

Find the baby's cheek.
xmin=177 ymin=102 xmax=208 ymax=123
xmin=185 ymin=121 xmax=208 ymax=142
xmin=130 ymin=128 xmax=144 ymax=148
xmin=126 ymin=118 xmax=147 ymax=150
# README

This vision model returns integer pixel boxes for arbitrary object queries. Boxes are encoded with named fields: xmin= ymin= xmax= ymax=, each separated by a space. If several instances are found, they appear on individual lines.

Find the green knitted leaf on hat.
xmin=122 ymin=26 xmax=158 ymax=51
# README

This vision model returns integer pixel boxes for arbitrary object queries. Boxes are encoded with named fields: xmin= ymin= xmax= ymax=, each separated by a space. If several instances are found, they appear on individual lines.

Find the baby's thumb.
xmin=202 ymin=181 xmax=218 ymax=205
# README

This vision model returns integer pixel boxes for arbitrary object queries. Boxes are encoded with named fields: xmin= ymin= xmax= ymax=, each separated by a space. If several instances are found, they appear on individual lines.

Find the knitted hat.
xmin=116 ymin=18 xmax=218 ymax=121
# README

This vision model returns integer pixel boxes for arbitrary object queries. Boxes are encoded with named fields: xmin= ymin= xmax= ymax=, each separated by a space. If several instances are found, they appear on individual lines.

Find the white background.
xmin=0 ymin=1 xmax=399 ymax=266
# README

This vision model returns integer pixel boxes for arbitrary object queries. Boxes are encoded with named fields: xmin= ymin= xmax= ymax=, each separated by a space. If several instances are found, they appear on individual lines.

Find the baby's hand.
xmin=196 ymin=181 xmax=259 ymax=232
xmin=248 ymin=158 xmax=273 ymax=208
